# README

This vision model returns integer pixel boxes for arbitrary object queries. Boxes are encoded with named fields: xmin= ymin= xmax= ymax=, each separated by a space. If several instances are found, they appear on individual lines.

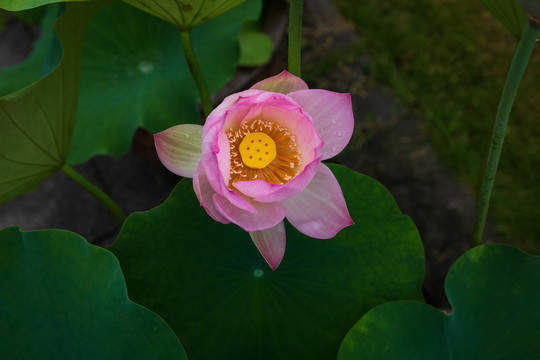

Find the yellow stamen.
xmin=227 ymin=119 xmax=302 ymax=185
xmin=239 ymin=132 xmax=276 ymax=169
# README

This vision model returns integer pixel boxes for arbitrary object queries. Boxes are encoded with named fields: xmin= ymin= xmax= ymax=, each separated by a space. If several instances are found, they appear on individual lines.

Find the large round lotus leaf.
xmin=0 ymin=227 xmax=187 ymax=359
xmin=0 ymin=6 xmax=57 ymax=96
xmin=0 ymin=2 xmax=101 ymax=205
xmin=121 ymin=0 xmax=247 ymax=31
xmin=66 ymin=0 xmax=260 ymax=164
xmin=109 ymin=163 xmax=425 ymax=359
xmin=0 ymin=0 xmax=88 ymax=11
xmin=337 ymin=244 xmax=540 ymax=359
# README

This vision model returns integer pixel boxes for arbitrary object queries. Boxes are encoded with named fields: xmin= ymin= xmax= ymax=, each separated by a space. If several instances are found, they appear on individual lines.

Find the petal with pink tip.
xmin=154 ymin=124 xmax=203 ymax=178
xmin=193 ymin=164 xmax=230 ymax=224
xmin=213 ymin=194 xmax=286 ymax=232
xmin=249 ymin=221 xmax=286 ymax=270
xmin=288 ymin=89 xmax=354 ymax=160
xmin=203 ymin=89 xmax=263 ymax=130
xmin=201 ymin=116 xmax=256 ymax=213
xmin=250 ymin=70 xmax=308 ymax=94
xmin=233 ymin=160 xmax=321 ymax=203
xmin=283 ymin=163 xmax=354 ymax=238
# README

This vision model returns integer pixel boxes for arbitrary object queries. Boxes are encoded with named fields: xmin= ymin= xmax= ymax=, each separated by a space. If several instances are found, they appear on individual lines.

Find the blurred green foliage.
xmin=331 ymin=0 xmax=540 ymax=253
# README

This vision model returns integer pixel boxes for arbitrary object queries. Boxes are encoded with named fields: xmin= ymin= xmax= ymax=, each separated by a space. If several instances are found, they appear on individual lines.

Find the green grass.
xmin=329 ymin=0 xmax=540 ymax=253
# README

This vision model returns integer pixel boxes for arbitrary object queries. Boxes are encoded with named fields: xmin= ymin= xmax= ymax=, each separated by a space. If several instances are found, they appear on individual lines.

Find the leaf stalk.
xmin=179 ymin=30 xmax=213 ymax=119
xmin=471 ymin=21 xmax=540 ymax=247
xmin=61 ymin=164 xmax=126 ymax=225
xmin=288 ymin=0 xmax=304 ymax=77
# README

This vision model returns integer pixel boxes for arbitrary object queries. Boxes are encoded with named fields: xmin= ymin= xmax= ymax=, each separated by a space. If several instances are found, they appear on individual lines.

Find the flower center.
xmin=227 ymin=119 xmax=302 ymax=185
xmin=239 ymin=132 xmax=276 ymax=169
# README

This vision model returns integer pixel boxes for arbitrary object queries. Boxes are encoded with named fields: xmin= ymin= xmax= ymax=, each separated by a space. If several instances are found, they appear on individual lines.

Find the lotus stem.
xmin=61 ymin=164 xmax=126 ymax=225
xmin=471 ymin=21 xmax=540 ymax=247
xmin=179 ymin=30 xmax=213 ymax=118
xmin=288 ymin=0 xmax=304 ymax=77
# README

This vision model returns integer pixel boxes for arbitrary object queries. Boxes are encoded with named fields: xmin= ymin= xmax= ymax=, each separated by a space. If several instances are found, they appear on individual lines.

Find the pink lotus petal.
xmin=283 ymin=163 xmax=354 ymax=238
xmin=154 ymin=124 xmax=203 ymax=178
xmin=288 ymin=89 xmax=354 ymax=160
xmin=215 ymin=130 xmax=231 ymax=186
xmin=202 ymin=149 xmax=257 ymax=213
xmin=222 ymin=93 xmax=263 ymax=131
xmin=249 ymin=221 xmax=286 ymax=270
xmin=213 ymin=194 xmax=286 ymax=232
xmin=201 ymin=112 xmax=256 ymax=213
xmin=204 ymin=89 xmax=263 ymax=130
xmin=250 ymin=70 xmax=308 ymax=94
xmin=233 ymin=160 xmax=321 ymax=203
xmin=259 ymin=102 xmax=323 ymax=166
xmin=193 ymin=164 xmax=230 ymax=224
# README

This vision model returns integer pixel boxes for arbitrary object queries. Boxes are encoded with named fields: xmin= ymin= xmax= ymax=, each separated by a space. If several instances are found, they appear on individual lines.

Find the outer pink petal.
xmin=193 ymin=163 xmax=230 ymax=224
xmin=213 ymin=194 xmax=286 ymax=232
xmin=154 ymin=124 xmax=203 ymax=178
xmin=288 ymin=89 xmax=354 ymax=160
xmin=250 ymin=70 xmax=309 ymax=94
xmin=283 ymin=163 xmax=353 ymax=238
xmin=233 ymin=160 xmax=321 ymax=203
xmin=201 ymin=108 xmax=256 ymax=213
xmin=249 ymin=221 xmax=286 ymax=270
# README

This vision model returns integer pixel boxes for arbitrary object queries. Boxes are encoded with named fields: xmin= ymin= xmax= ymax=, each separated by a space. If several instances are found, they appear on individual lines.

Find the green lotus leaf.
xmin=66 ymin=0 xmax=260 ymax=164
xmin=0 ymin=1 xmax=101 ymax=204
xmin=238 ymin=30 xmax=273 ymax=67
xmin=109 ymin=163 xmax=425 ymax=359
xmin=0 ymin=5 xmax=57 ymax=96
xmin=338 ymin=244 xmax=540 ymax=359
xmin=0 ymin=0 xmax=260 ymax=165
xmin=0 ymin=226 xmax=187 ymax=359
xmin=0 ymin=0 xmax=88 ymax=11
xmin=121 ymin=0 xmax=247 ymax=30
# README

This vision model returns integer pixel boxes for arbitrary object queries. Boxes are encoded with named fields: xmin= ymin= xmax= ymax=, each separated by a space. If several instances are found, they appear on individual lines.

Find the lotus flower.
xmin=155 ymin=71 xmax=354 ymax=270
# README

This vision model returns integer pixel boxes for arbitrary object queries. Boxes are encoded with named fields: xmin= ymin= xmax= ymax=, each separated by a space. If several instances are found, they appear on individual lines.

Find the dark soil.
xmin=0 ymin=0 xmax=495 ymax=309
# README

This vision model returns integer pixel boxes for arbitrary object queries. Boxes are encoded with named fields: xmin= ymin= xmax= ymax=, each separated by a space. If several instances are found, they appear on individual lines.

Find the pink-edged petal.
xmin=201 ymin=119 xmax=256 ymax=213
xmin=154 ymin=124 xmax=203 ymax=178
xmin=250 ymin=70 xmax=308 ymax=94
xmin=204 ymin=89 xmax=263 ymax=130
xmin=249 ymin=221 xmax=286 ymax=270
xmin=193 ymin=163 xmax=230 ymax=224
xmin=233 ymin=160 xmax=321 ymax=203
xmin=288 ymin=89 xmax=354 ymax=160
xmin=259 ymin=101 xmax=323 ymax=165
xmin=213 ymin=194 xmax=286 ymax=232
xmin=283 ymin=163 xmax=353 ymax=238
xmin=215 ymin=130 xmax=231 ymax=185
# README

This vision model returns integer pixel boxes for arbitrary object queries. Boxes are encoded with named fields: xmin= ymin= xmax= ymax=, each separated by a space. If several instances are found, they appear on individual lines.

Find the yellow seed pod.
xmin=239 ymin=132 xmax=277 ymax=169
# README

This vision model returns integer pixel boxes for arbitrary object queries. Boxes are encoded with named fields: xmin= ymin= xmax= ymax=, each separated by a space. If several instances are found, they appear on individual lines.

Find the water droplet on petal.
xmin=337 ymin=131 xmax=343 ymax=137
xmin=138 ymin=60 xmax=154 ymax=74
xmin=332 ymin=119 xmax=337 ymax=124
